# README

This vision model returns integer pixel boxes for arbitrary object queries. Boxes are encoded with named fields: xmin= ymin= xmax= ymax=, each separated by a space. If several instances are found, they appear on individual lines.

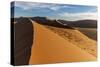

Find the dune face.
xmin=29 ymin=21 xmax=96 ymax=64
xmin=13 ymin=18 xmax=33 ymax=65
xmin=31 ymin=17 xmax=97 ymax=57
xmin=44 ymin=25 xmax=97 ymax=57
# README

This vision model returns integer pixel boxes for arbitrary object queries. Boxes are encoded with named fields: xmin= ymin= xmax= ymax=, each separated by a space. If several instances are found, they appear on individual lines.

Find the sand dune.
xmin=29 ymin=21 xmax=96 ymax=64
xmin=13 ymin=18 xmax=33 ymax=65
xmin=44 ymin=25 xmax=97 ymax=57
xmin=12 ymin=17 xmax=97 ymax=65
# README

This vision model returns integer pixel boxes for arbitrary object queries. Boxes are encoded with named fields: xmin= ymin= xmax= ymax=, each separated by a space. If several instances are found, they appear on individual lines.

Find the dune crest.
xmin=29 ymin=21 xmax=96 ymax=64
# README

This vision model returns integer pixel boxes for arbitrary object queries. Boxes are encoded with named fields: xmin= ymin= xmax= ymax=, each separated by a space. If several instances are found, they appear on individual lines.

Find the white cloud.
xmin=58 ymin=12 xmax=97 ymax=21
xmin=15 ymin=1 xmax=39 ymax=10
xmin=49 ymin=6 xmax=61 ymax=11
xmin=14 ymin=1 xmax=72 ymax=11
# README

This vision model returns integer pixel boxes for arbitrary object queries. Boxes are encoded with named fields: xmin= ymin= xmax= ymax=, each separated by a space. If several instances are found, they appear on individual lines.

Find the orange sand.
xmin=44 ymin=25 xmax=97 ymax=57
xmin=29 ymin=22 xmax=96 ymax=64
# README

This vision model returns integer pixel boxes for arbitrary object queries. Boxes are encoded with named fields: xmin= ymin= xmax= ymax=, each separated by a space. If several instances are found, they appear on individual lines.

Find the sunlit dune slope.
xmin=45 ymin=25 xmax=97 ymax=57
xmin=29 ymin=21 xmax=96 ymax=64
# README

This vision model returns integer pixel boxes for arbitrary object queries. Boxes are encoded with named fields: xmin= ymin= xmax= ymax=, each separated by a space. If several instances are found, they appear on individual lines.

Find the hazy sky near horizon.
xmin=12 ymin=1 xmax=97 ymax=21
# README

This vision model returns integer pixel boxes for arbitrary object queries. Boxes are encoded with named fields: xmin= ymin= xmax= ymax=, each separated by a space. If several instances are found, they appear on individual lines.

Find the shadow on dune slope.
xmin=12 ymin=17 xmax=33 ymax=65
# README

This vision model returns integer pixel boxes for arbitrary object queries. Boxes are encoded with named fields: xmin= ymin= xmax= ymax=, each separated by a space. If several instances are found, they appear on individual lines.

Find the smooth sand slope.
xmin=44 ymin=25 xmax=97 ymax=57
xmin=29 ymin=21 xmax=96 ymax=64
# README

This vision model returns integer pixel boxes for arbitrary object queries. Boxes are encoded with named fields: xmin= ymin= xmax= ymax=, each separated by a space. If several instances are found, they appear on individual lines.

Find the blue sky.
xmin=12 ymin=1 xmax=97 ymax=21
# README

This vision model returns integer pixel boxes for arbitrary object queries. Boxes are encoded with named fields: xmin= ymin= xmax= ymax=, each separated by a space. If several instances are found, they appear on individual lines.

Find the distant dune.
xmin=58 ymin=20 xmax=97 ymax=28
xmin=78 ymin=28 xmax=97 ymax=40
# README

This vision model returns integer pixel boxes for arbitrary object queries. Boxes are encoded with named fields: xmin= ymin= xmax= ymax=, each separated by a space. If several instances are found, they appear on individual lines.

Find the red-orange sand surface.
xmin=29 ymin=21 xmax=96 ymax=64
